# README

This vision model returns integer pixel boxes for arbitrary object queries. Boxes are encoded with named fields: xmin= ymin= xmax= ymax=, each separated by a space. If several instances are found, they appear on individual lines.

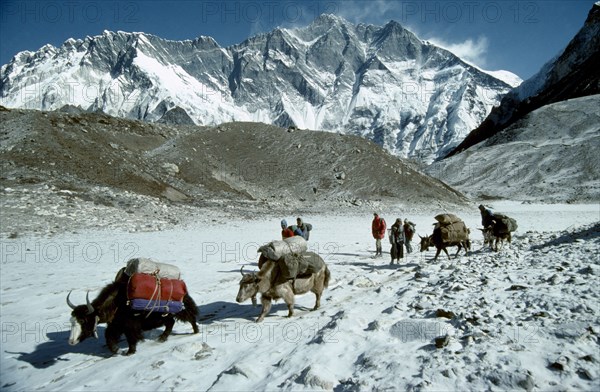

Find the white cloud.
xmin=426 ymin=36 xmax=490 ymax=68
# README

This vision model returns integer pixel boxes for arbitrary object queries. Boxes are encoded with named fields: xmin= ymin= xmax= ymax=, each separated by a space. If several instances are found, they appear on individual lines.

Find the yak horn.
xmin=66 ymin=291 xmax=77 ymax=310
xmin=85 ymin=292 xmax=94 ymax=314
xmin=239 ymin=265 xmax=245 ymax=276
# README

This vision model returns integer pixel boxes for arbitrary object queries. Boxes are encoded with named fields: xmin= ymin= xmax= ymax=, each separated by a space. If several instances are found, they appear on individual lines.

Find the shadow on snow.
xmin=5 ymin=328 xmax=112 ymax=369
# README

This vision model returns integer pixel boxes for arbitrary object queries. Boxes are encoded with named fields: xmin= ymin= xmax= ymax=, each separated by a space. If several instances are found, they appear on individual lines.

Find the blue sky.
xmin=0 ymin=0 xmax=596 ymax=79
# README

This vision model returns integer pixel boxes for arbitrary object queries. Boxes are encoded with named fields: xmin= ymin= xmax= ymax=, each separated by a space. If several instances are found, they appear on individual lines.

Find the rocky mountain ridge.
xmin=0 ymin=15 xmax=516 ymax=163
xmin=446 ymin=2 xmax=600 ymax=158
xmin=427 ymin=94 xmax=600 ymax=203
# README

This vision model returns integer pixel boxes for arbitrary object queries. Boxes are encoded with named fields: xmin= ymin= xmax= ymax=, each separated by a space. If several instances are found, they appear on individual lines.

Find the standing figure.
xmin=371 ymin=212 xmax=387 ymax=257
xmin=390 ymin=218 xmax=405 ymax=264
xmin=294 ymin=217 xmax=312 ymax=241
xmin=281 ymin=219 xmax=295 ymax=239
xmin=478 ymin=204 xmax=495 ymax=228
xmin=403 ymin=218 xmax=416 ymax=254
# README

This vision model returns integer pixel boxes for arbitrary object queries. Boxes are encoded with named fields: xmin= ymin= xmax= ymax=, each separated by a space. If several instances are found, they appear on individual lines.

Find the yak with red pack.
xmin=66 ymin=258 xmax=199 ymax=355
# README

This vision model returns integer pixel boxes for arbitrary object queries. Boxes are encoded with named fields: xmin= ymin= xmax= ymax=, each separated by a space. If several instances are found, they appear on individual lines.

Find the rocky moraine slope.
xmin=0 ymin=107 xmax=468 ymax=236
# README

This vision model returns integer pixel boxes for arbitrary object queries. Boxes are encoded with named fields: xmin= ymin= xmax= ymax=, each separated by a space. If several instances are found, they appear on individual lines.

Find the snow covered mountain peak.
xmin=0 ymin=15 xmax=515 ymax=162
xmin=311 ymin=12 xmax=348 ymax=25
xmin=306 ymin=12 xmax=357 ymax=32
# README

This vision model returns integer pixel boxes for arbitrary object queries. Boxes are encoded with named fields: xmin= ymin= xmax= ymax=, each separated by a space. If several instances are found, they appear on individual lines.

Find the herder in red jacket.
xmin=281 ymin=219 xmax=295 ymax=239
xmin=371 ymin=212 xmax=387 ymax=257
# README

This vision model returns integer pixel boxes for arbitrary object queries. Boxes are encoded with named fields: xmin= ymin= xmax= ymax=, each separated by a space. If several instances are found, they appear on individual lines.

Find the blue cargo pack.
xmin=129 ymin=298 xmax=184 ymax=314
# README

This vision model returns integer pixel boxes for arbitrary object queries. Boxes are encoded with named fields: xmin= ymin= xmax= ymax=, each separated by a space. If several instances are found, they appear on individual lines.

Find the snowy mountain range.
xmin=446 ymin=2 xmax=600 ymax=158
xmin=0 ymin=14 xmax=518 ymax=162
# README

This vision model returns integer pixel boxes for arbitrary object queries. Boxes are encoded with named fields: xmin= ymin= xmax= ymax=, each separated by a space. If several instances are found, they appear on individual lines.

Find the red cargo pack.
xmin=127 ymin=273 xmax=187 ymax=302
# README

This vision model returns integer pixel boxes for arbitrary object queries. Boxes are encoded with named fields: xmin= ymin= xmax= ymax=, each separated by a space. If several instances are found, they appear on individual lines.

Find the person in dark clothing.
xmin=294 ymin=217 xmax=312 ymax=241
xmin=479 ymin=204 xmax=495 ymax=228
xmin=403 ymin=218 xmax=416 ymax=254
xmin=390 ymin=218 xmax=405 ymax=264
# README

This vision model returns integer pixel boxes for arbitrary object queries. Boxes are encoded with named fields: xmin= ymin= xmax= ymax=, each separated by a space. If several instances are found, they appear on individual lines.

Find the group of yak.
xmin=66 ymin=206 xmax=517 ymax=355
xmin=66 ymin=240 xmax=330 ymax=355
xmin=418 ymin=205 xmax=518 ymax=260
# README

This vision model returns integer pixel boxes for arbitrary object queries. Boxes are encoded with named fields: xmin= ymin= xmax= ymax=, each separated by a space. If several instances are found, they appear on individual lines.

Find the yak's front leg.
xmin=257 ymin=295 xmax=272 ymax=322
xmin=105 ymin=323 xmax=121 ymax=355
xmin=124 ymin=327 xmax=140 ymax=356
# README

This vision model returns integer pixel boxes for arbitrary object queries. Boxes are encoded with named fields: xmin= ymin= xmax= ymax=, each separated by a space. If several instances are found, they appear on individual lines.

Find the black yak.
xmin=67 ymin=280 xmax=199 ymax=355
xmin=480 ymin=223 xmax=513 ymax=252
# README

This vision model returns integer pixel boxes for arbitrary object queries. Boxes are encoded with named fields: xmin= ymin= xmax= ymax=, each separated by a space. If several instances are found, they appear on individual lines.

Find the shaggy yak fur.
xmin=236 ymin=253 xmax=330 ymax=322
xmin=67 ymin=280 xmax=199 ymax=355
xmin=480 ymin=222 xmax=512 ymax=252
xmin=419 ymin=227 xmax=471 ymax=261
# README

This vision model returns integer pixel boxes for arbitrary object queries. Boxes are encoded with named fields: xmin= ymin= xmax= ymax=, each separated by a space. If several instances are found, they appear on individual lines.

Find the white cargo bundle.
xmin=124 ymin=258 xmax=181 ymax=280
xmin=258 ymin=236 xmax=308 ymax=260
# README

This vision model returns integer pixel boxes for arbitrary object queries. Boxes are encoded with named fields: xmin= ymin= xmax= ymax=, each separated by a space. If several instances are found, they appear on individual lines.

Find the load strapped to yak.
xmin=257 ymin=236 xmax=324 ymax=281
xmin=277 ymin=252 xmax=326 ymax=281
xmin=116 ymin=258 xmax=189 ymax=314
xmin=492 ymin=213 xmax=518 ymax=233
xmin=433 ymin=213 xmax=470 ymax=242
xmin=258 ymin=236 xmax=307 ymax=261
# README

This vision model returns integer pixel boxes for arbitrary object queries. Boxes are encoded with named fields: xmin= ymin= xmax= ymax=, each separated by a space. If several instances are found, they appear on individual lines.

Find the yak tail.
xmin=179 ymin=294 xmax=199 ymax=321
xmin=177 ymin=293 xmax=200 ymax=334
xmin=323 ymin=267 xmax=331 ymax=289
